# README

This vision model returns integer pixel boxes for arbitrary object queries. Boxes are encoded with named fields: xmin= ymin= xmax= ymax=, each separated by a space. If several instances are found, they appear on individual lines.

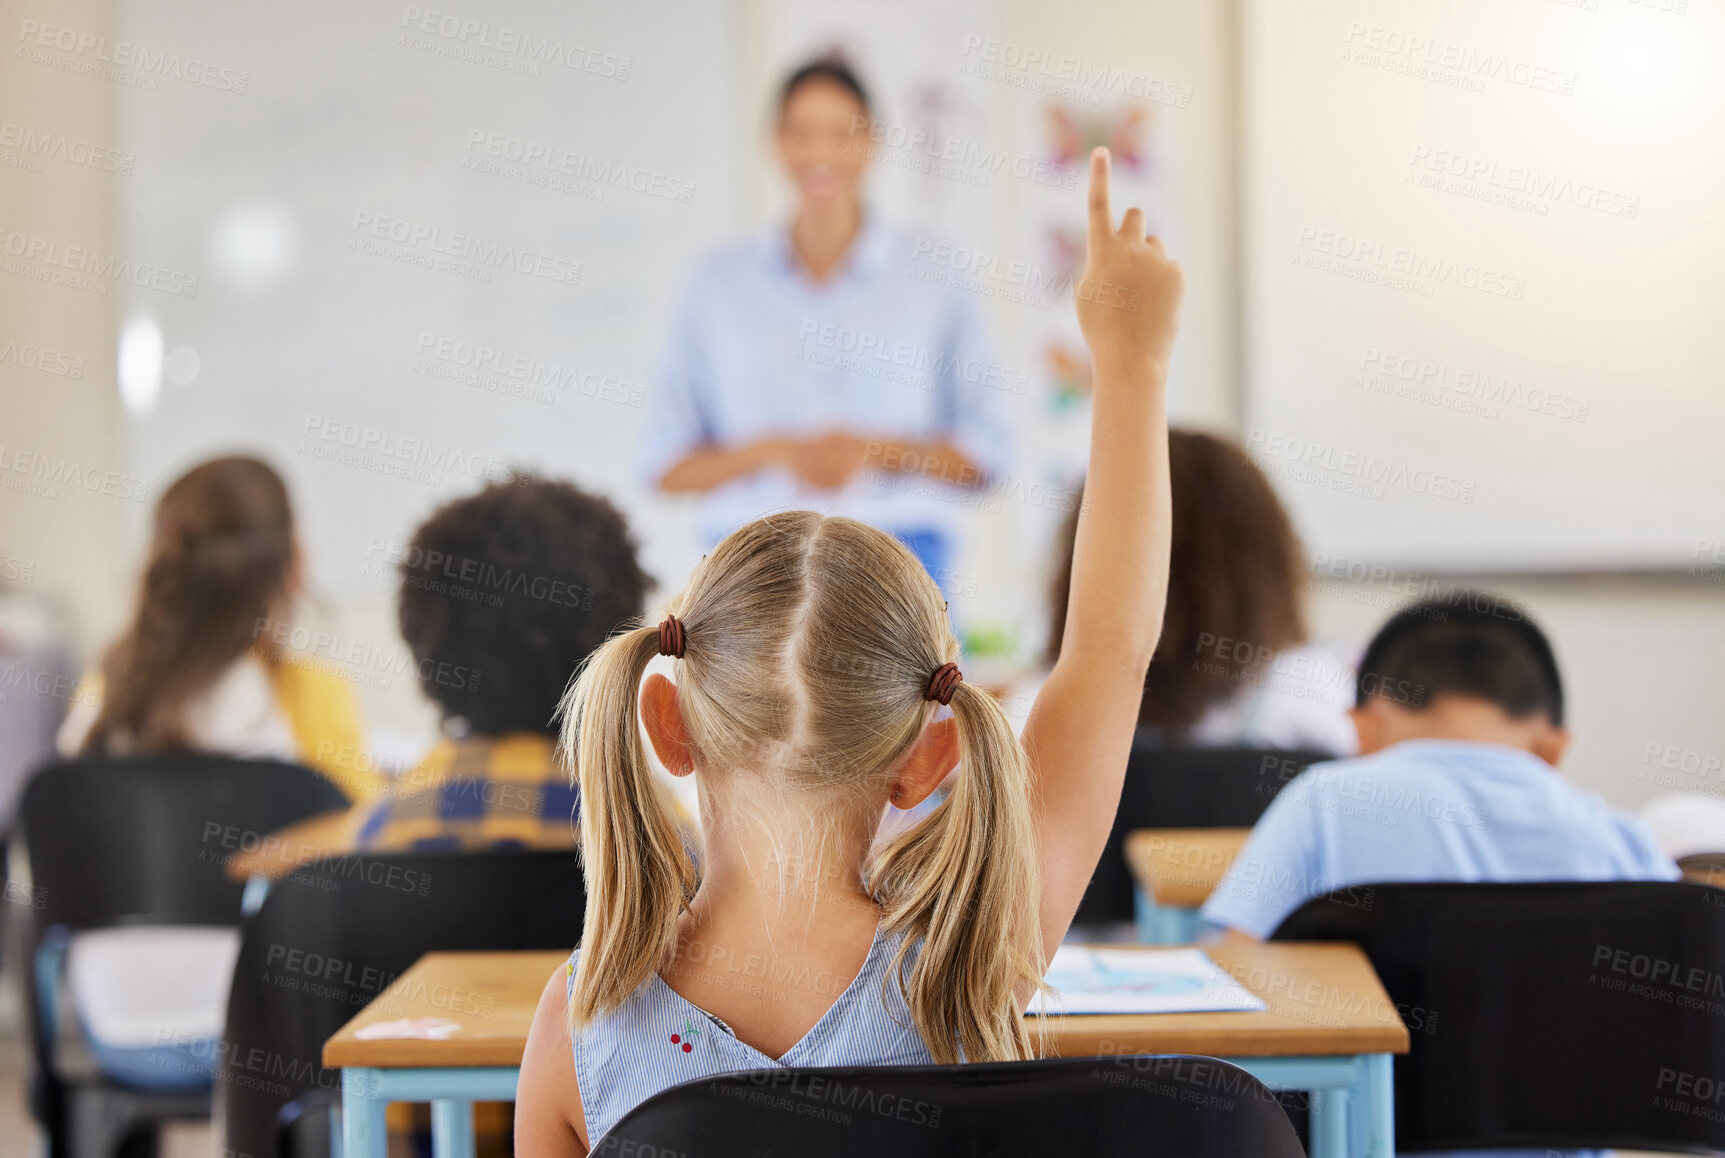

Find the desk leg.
xmin=1133 ymin=888 xmax=1207 ymax=944
xmin=341 ymin=1068 xmax=388 ymax=1158
xmin=1133 ymin=885 xmax=1161 ymax=942
xmin=432 ymin=1098 xmax=476 ymax=1158
xmin=1224 ymin=1054 xmax=1394 ymax=1158
xmin=1348 ymin=1053 xmax=1394 ymax=1158
xmin=334 ymin=1067 xmax=521 ymax=1158
xmin=1308 ymin=1084 xmax=1349 ymax=1158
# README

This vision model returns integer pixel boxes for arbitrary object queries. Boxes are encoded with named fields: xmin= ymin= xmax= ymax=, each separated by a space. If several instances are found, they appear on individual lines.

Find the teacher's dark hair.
xmin=779 ymin=57 xmax=871 ymax=117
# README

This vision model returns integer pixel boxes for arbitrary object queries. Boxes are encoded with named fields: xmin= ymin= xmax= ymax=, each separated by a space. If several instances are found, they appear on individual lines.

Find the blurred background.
xmin=2 ymin=0 xmax=1723 ymax=1144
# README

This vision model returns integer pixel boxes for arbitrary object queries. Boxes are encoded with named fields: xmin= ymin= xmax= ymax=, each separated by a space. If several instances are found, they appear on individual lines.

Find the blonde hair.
xmin=561 ymin=512 xmax=1043 ymax=1063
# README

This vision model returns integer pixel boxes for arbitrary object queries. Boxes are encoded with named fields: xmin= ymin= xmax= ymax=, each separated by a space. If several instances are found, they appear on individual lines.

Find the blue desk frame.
xmin=337 ymin=1052 xmax=1394 ymax=1158
xmin=340 ymin=1066 xmax=519 ymax=1158
xmin=1134 ymin=883 xmax=1215 ymax=944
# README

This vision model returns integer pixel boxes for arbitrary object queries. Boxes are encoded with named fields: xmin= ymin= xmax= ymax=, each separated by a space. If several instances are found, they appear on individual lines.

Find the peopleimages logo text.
xmin=348 ymin=212 xmax=581 ymax=286
xmin=15 ymin=19 xmax=251 ymax=92
xmin=1247 ymin=430 xmax=1477 ymax=504
xmin=399 ymin=7 xmax=631 ymax=78
xmin=1293 ymin=227 xmax=1525 ymax=299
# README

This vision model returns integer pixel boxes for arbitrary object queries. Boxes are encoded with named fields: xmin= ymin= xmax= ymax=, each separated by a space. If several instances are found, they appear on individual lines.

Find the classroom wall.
xmin=997 ymin=0 xmax=1241 ymax=432
xmin=0 ymin=0 xmax=128 ymax=659
xmin=2 ymin=0 xmax=1720 ymax=815
xmin=1243 ymin=0 xmax=1725 ymax=573
xmin=1307 ymin=576 xmax=1725 ymax=813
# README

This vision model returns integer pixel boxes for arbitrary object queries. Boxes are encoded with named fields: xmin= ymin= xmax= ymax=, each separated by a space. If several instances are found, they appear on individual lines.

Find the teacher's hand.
xmin=791 ymin=431 xmax=873 ymax=490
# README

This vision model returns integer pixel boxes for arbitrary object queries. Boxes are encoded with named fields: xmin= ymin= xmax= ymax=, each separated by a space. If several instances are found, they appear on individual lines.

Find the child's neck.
xmin=687 ymin=794 xmax=881 ymax=933
xmin=664 ymin=798 xmax=887 ymax=1057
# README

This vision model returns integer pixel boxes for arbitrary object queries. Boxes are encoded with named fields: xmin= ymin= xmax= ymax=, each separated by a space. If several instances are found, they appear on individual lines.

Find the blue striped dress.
xmin=568 ymin=923 xmax=935 ymax=1143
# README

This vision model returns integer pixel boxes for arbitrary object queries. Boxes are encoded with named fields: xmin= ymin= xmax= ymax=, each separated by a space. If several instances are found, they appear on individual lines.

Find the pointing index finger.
xmin=1087 ymin=146 xmax=1112 ymax=251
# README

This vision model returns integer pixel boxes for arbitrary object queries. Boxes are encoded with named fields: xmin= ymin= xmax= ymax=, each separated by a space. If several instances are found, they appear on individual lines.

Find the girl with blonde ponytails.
xmin=517 ymin=149 xmax=1185 ymax=1154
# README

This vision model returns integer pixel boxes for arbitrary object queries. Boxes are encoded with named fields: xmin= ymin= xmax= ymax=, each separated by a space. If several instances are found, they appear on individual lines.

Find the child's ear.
xmin=1531 ymin=723 xmax=1570 ymax=768
xmin=1349 ymin=704 xmax=1386 ymax=756
xmin=889 ymin=717 xmax=960 ymax=809
xmin=640 ymin=673 xmax=694 ymax=777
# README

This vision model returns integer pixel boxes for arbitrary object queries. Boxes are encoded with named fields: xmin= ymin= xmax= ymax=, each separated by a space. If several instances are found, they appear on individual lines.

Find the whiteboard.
xmin=1244 ymin=0 xmax=1725 ymax=572
xmin=116 ymin=0 xmax=740 ymax=597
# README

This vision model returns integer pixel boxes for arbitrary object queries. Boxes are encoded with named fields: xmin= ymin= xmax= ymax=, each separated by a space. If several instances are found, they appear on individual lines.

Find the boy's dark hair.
xmin=398 ymin=475 xmax=650 ymax=736
xmin=1355 ymin=592 xmax=1564 ymax=725
xmin=779 ymin=56 xmax=870 ymax=117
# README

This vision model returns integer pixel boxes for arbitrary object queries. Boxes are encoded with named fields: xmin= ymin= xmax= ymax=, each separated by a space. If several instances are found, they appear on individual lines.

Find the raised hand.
xmin=1074 ymin=147 xmax=1185 ymax=378
xmin=1024 ymin=145 xmax=1182 ymax=963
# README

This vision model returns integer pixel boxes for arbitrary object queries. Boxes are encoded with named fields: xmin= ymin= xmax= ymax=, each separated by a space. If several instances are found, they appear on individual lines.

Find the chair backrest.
xmin=599 ymin=1055 xmax=1304 ymax=1157
xmin=218 ymin=849 xmax=586 ymax=1158
xmin=18 ymin=755 xmax=350 ymax=931
xmin=14 ymin=755 xmax=350 ymax=1120
xmin=1272 ymin=880 xmax=1725 ymax=1153
xmin=13 ymin=755 xmax=348 ymax=1152
xmin=1075 ymin=745 xmax=1332 ymax=922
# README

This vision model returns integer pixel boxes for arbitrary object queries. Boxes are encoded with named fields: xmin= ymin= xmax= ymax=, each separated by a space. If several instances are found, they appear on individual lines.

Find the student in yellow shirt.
xmin=59 ymin=456 xmax=378 ymax=800
xmin=48 ymin=456 xmax=376 ymax=1096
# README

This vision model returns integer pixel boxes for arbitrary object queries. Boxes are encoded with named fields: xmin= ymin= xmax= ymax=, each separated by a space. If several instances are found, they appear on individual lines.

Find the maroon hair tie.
xmin=657 ymin=615 xmax=686 ymax=659
xmin=924 ymin=661 xmax=962 ymax=706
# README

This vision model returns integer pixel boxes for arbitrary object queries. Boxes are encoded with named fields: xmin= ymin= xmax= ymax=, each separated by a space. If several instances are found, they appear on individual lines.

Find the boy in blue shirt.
xmin=1202 ymin=592 xmax=1677 ymax=941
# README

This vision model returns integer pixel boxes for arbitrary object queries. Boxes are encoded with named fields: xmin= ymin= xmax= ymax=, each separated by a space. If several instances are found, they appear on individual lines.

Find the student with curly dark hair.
xmin=349 ymin=475 xmax=653 ymax=850
xmin=1043 ymin=429 xmax=1354 ymax=753
xmin=243 ymin=475 xmax=653 ymax=864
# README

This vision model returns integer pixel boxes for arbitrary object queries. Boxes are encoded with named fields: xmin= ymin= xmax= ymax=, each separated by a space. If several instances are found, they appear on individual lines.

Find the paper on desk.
xmin=354 ymin=1017 xmax=462 ymax=1040
xmin=1027 ymin=946 xmax=1267 ymax=1016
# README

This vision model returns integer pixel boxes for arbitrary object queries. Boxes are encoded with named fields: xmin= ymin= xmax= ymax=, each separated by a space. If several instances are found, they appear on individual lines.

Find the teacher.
xmin=641 ymin=58 xmax=1013 ymax=583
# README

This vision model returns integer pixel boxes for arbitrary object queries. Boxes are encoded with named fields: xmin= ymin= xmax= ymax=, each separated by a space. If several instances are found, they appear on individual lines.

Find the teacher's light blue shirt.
xmin=642 ymin=217 xmax=1017 ymax=547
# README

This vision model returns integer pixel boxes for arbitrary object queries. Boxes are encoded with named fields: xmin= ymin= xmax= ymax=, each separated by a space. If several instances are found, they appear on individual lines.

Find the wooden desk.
xmin=223 ymin=808 xmax=366 ymax=882
xmin=1125 ymin=827 xmax=1249 ymax=942
xmin=1681 ymin=862 xmax=1725 ymax=891
xmin=325 ymin=950 xmax=563 ymax=1070
xmin=326 ymin=943 xmax=1406 ymax=1158
xmin=1045 ymin=941 xmax=1407 ymax=1058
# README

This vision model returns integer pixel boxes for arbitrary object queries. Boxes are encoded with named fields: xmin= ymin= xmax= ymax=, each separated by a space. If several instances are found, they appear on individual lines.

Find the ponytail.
xmin=563 ymin=624 xmax=698 ymax=1025
xmin=869 ymin=680 xmax=1045 ymax=1063
xmin=86 ymin=456 xmax=295 ymax=754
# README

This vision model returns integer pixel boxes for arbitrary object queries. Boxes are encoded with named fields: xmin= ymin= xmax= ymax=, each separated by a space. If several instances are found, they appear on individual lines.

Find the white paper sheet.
xmin=1027 ymin=946 xmax=1267 ymax=1016
xmin=354 ymin=1017 xmax=462 ymax=1041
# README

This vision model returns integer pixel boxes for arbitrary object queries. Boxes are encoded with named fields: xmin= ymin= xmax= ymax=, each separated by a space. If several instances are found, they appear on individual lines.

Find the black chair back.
xmin=218 ymin=849 xmax=585 ymax=1158
xmin=1273 ymin=880 xmax=1725 ymax=1153
xmin=20 ymin=755 xmax=349 ymax=930
xmin=1076 ymin=745 xmax=1331 ymax=922
xmin=16 ymin=755 xmax=350 ymax=1158
xmin=599 ymin=1055 xmax=1304 ymax=1157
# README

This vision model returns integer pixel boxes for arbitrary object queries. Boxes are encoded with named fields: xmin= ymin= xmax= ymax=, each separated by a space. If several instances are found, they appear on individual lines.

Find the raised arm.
xmin=1022 ymin=148 xmax=1184 ymax=956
